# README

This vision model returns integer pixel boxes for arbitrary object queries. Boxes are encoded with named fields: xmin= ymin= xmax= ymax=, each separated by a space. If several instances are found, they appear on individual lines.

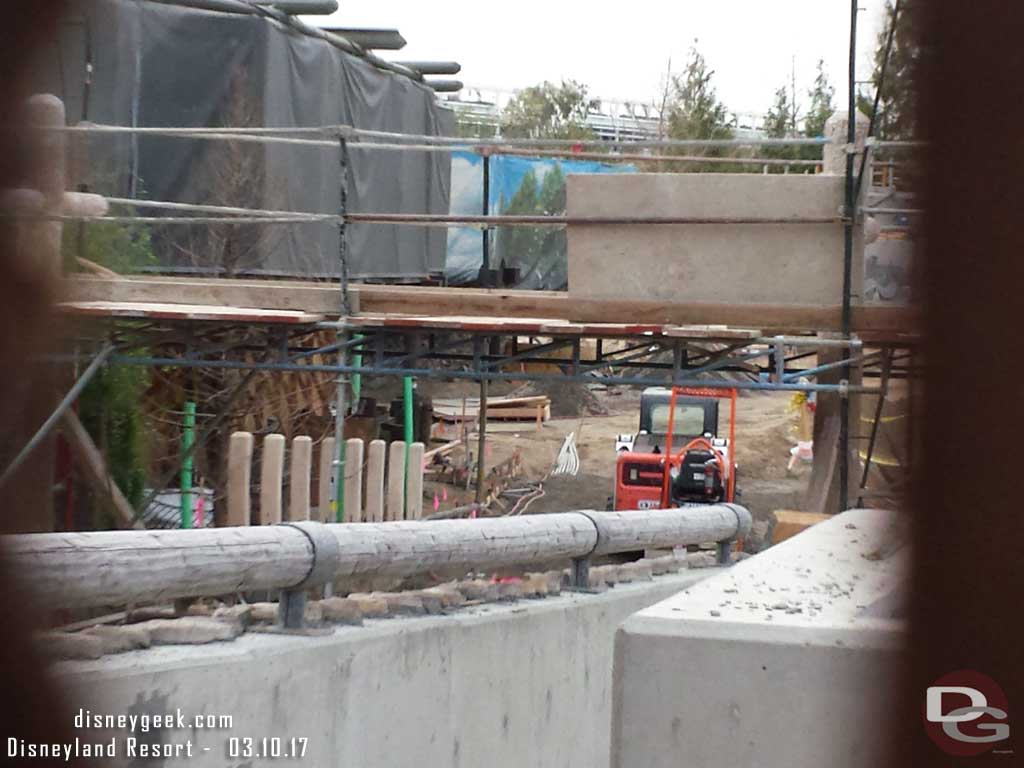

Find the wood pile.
xmin=432 ymin=395 xmax=551 ymax=424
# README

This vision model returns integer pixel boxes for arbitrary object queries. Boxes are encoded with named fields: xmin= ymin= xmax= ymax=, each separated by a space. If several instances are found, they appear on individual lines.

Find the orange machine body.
xmin=613 ymin=386 xmax=737 ymax=511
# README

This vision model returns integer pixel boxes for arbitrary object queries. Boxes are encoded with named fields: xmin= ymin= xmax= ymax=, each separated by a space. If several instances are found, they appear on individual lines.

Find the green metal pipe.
xmin=351 ymin=333 xmax=364 ymax=402
xmin=403 ymin=376 xmax=414 ymax=516
xmin=180 ymin=401 xmax=195 ymax=528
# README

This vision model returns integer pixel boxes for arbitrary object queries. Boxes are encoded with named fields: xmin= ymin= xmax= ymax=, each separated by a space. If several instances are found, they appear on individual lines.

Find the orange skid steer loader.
xmin=612 ymin=386 xmax=738 ymax=511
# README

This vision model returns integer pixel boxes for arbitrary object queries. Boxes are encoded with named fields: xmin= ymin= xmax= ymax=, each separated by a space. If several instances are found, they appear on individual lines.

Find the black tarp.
xmin=31 ymin=0 xmax=452 ymax=280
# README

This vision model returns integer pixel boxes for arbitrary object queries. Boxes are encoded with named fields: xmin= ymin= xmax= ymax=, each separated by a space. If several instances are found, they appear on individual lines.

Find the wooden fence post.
xmin=259 ymin=434 xmax=285 ymax=525
xmin=226 ymin=431 xmax=254 ymax=526
xmin=318 ymin=437 xmax=335 ymax=522
xmin=288 ymin=436 xmax=312 ymax=521
xmin=365 ymin=439 xmax=386 ymax=523
xmin=386 ymin=441 xmax=406 ymax=522
xmin=343 ymin=438 xmax=364 ymax=523
xmin=405 ymin=442 xmax=425 ymax=520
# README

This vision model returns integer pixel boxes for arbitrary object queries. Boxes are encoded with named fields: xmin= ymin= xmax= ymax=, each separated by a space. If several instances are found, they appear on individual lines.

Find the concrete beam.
xmin=567 ymin=173 xmax=864 ymax=308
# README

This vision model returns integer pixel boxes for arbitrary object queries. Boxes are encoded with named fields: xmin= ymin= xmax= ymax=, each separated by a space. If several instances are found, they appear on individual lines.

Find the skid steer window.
xmin=649 ymin=404 xmax=706 ymax=436
xmin=622 ymin=463 xmax=664 ymax=486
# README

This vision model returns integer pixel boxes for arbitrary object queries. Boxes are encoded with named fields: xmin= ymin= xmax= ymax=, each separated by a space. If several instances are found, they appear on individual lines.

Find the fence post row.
xmin=226 ymin=433 xmax=424 ymax=527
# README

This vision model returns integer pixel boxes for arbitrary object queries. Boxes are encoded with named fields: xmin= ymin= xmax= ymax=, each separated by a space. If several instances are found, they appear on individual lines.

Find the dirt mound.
xmin=512 ymin=380 xmax=609 ymax=418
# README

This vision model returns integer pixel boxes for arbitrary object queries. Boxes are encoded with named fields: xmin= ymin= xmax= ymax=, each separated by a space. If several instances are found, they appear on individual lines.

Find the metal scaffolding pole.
xmin=0 ymin=342 xmax=114 ymax=490
xmin=838 ymin=0 xmax=859 ymax=513
xmin=331 ymin=136 xmax=353 ymax=522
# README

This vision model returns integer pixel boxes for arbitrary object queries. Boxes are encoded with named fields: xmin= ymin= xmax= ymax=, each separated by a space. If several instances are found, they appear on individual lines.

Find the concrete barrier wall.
xmin=566 ymin=173 xmax=863 ymax=307
xmin=56 ymin=571 xmax=718 ymax=768
xmin=611 ymin=509 xmax=907 ymax=768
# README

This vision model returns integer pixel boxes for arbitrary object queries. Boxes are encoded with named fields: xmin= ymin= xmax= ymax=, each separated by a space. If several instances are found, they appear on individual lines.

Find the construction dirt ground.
xmin=409 ymin=381 xmax=810 ymax=537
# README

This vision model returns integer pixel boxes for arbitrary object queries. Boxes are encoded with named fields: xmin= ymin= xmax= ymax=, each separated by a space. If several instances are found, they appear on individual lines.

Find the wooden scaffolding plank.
xmin=62 ymin=275 xmax=917 ymax=335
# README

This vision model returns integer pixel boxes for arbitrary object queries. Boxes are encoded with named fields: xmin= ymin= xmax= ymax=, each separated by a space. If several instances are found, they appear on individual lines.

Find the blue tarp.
xmin=446 ymin=151 xmax=633 ymax=289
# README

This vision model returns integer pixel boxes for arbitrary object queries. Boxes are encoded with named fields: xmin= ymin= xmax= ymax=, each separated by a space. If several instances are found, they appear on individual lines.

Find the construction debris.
xmin=433 ymin=395 xmax=551 ymax=423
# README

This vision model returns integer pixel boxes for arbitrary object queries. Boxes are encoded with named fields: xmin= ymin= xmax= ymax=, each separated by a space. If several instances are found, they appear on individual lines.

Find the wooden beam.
xmin=59 ymin=411 xmax=144 ymax=530
xmin=62 ymin=275 xmax=917 ymax=335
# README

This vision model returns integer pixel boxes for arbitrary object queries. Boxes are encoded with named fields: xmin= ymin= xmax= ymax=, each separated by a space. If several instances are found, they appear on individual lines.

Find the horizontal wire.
xmin=343 ymin=213 xmax=843 ymax=227
xmin=9 ymin=210 xmax=851 ymax=228
xmin=106 ymin=196 xmax=332 ymax=220
xmin=48 ymin=215 xmax=330 ymax=225
xmin=348 ymin=126 xmax=831 ymax=150
xmin=37 ymin=213 xmax=845 ymax=228
xmin=492 ymin=146 xmax=821 ymax=167
xmin=52 ymin=124 xmax=828 ymax=163
xmin=861 ymin=207 xmax=922 ymax=215
xmin=47 ymin=121 xmax=832 ymax=151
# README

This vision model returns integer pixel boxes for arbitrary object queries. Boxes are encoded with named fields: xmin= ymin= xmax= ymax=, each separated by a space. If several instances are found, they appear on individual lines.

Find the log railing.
xmin=2 ymin=506 xmax=751 ymax=612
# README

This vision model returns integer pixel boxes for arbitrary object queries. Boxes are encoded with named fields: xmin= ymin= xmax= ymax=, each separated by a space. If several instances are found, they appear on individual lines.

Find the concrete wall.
xmin=566 ymin=173 xmax=863 ymax=307
xmin=56 ymin=570 xmax=719 ymax=768
xmin=610 ymin=509 xmax=907 ymax=768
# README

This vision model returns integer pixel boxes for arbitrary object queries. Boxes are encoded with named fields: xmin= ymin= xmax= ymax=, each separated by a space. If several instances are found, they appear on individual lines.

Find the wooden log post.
xmin=317 ymin=437 xmax=335 ymax=522
xmin=365 ymin=439 xmax=386 ymax=523
xmin=405 ymin=442 xmax=425 ymax=520
xmin=385 ymin=440 xmax=406 ymax=522
xmin=26 ymin=94 xmax=66 ymax=279
xmin=226 ymin=431 xmax=254 ymax=527
xmin=343 ymin=438 xmax=364 ymax=523
xmin=288 ymin=436 xmax=312 ymax=521
xmin=259 ymin=434 xmax=285 ymax=525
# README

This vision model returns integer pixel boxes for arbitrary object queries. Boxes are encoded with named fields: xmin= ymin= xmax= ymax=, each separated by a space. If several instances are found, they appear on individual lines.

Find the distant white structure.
xmin=441 ymin=84 xmax=766 ymax=141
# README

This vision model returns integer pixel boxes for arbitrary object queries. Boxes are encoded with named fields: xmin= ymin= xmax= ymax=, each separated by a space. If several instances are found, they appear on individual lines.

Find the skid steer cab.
xmin=613 ymin=387 xmax=737 ymax=511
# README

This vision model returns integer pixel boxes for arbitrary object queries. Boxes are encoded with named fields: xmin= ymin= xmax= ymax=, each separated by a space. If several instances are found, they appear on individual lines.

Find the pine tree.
xmin=764 ymin=86 xmax=795 ymax=141
xmin=762 ymin=82 xmax=801 ymax=168
xmin=802 ymin=59 xmax=835 ymax=161
xmin=856 ymin=0 xmax=916 ymax=139
xmin=804 ymin=59 xmax=835 ymax=140
xmin=667 ymin=45 xmax=732 ymax=141
xmin=495 ymin=170 xmax=541 ymax=268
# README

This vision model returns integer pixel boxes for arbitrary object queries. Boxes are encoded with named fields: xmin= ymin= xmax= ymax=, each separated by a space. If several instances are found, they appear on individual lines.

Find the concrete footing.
xmin=58 ymin=570 xmax=721 ymax=768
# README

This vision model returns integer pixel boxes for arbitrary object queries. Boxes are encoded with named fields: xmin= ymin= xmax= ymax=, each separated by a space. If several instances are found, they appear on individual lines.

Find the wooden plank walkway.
xmin=61 ymin=275 xmax=918 ymax=337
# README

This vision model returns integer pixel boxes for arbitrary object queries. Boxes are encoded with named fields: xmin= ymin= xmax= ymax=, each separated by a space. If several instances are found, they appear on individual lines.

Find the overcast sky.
xmin=305 ymin=1 xmax=888 ymax=115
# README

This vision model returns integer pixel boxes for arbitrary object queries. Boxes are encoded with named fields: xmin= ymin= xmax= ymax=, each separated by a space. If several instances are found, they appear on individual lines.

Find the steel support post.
xmin=331 ymin=134 xmax=353 ymax=522
xmin=839 ymin=0 xmax=860 ymax=513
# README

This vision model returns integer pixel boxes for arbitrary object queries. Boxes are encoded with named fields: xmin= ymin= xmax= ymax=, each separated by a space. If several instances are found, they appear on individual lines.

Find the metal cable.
xmin=46 ymin=121 xmax=829 ymax=151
